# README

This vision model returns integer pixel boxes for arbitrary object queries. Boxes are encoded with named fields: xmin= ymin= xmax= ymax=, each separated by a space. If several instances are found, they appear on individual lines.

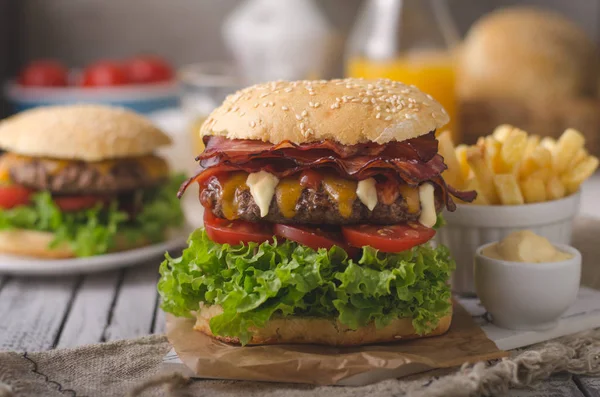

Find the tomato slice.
xmin=54 ymin=195 xmax=108 ymax=212
xmin=342 ymin=223 xmax=436 ymax=253
xmin=203 ymin=211 xmax=273 ymax=246
xmin=0 ymin=185 xmax=32 ymax=209
xmin=274 ymin=224 xmax=359 ymax=257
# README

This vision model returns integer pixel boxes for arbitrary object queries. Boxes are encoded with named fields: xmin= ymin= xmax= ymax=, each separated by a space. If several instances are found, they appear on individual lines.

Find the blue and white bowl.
xmin=5 ymin=80 xmax=180 ymax=114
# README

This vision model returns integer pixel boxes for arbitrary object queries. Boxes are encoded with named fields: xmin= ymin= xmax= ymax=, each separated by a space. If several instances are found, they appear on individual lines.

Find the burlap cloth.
xmin=2 ymin=217 xmax=600 ymax=397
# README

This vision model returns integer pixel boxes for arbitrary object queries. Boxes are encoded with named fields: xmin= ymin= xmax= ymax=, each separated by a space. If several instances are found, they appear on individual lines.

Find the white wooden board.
xmin=56 ymin=271 xmax=121 ymax=348
xmin=103 ymin=263 xmax=159 ymax=341
xmin=0 ymin=277 xmax=78 ymax=351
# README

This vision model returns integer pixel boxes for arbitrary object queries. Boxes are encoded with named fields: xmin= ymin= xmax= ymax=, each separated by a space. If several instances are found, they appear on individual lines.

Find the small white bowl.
xmin=474 ymin=243 xmax=581 ymax=331
xmin=436 ymin=191 xmax=581 ymax=295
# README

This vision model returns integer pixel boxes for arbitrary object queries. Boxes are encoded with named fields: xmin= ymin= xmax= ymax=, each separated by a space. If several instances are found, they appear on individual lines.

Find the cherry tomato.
xmin=53 ymin=195 xmax=108 ymax=212
xmin=0 ymin=185 xmax=32 ymax=209
xmin=123 ymin=55 xmax=173 ymax=84
xmin=81 ymin=61 xmax=129 ymax=87
xmin=18 ymin=60 xmax=68 ymax=87
xmin=342 ymin=223 xmax=436 ymax=253
xmin=274 ymin=224 xmax=359 ymax=257
xmin=203 ymin=211 xmax=273 ymax=246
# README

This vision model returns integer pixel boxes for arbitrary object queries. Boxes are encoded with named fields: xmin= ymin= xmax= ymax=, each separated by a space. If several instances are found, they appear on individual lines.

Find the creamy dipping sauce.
xmin=482 ymin=230 xmax=573 ymax=263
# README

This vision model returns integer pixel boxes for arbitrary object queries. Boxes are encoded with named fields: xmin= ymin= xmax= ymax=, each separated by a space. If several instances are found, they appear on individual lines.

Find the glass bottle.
xmin=346 ymin=0 xmax=460 ymax=138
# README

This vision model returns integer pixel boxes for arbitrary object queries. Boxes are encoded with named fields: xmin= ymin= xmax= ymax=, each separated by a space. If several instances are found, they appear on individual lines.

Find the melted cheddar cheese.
xmin=218 ymin=172 xmax=248 ymax=220
xmin=399 ymin=184 xmax=420 ymax=213
xmin=322 ymin=176 xmax=357 ymax=218
xmin=276 ymin=177 xmax=303 ymax=218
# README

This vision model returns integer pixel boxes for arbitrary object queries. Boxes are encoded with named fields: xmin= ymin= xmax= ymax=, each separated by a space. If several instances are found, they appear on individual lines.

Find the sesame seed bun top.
xmin=0 ymin=105 xmax=172 ymax=161
xmin=200 ymin=78 xmax=449 ymax=145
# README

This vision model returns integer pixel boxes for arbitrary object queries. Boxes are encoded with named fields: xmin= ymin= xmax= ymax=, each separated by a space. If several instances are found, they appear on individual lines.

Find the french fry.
xmin=546 ymin=176 xmax=566 ymax=200
xmin=484 ymin=136 xmax=504 ymax=173
xmin=501 ymin=128 xmax=527 ymax=173
xmin=518 ymin=147 xmax=552 ymax=180
xmin=571 ymin=148 xmax=588 ymax=167
xmin=562 ymin=156 xmax=599 ymax=194
xmin=492 ymin=124 xmax=513 ymax=143
xmin=524 ymin=135 xmax=541 ymax=157
xmin=540 ymin=137 xmax=557 ymax=152
xmin=494 ymin=174 xmax=524 ymax=205
xmin=455 ymin=145 xmax=470 ymax=180
xmin=463 ymin=177 xmax=489 ymax=205
xmin=528 ymin=168 xmax=552 ymax=182
xmin=466 ymin=146 xmax=499 ymax=204
xmin=520 ymin=177 xmax=547 ymax=203
xmin=437 ymin=131 xmax=464 ymax=188
xmin=553 ymin=128 xmax=585 ymax=174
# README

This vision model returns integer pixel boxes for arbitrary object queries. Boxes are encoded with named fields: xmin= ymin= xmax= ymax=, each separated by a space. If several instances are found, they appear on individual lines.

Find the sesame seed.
xmin=254 ymin=103 xmax=259 ymax=108
xmin=268 ymin=101 xmax=274 ymax=106
xmin=376 ymin=113 xmax=381 ymax=119
xmin=405 ymin=114 xmax=412 ymax=119
xmin=250 ymin=121 xmax=256 ymax=127
xmin=352 ymin=98 xmax=361 ymax=103
xmin=376 ymin=106 xmax=381 ymax=111
xmin=240 ymin=111 xmax=246 ymax=116
xmin=309 ymin=101 xmax=315 ymax=107
xmin=336 ymin=97 xmax=341 ymax=102
xmin=314 ymin=102 xmax=321 ymax=108
xmin=371 ymin=98 xmax=377 ymax=104
xmin=260 ymin=93 xmax=269 ymax=98
xmin=295 ymin=114 xmax=303 ymax=120
xmin=284 ymin=87 xmax=293 ymax=93
xmin=362 ymin=98 xmax=370 ymax=104
xmin=385 ymin=116 xmax=392 ymax=121
xmin=442 ymin=108 xmax=448 ymax=115
xmin=300 ymin=122 xmax=305 ymax=130
xmin=281 ymin=106 xmax=289 ymax=111
xmin=330 ymin=103 xmax=339 ymax=109
xmin=408 ymin=103 xmax=414 ymax=109
xmin=263 ymin=103 xmax=268 ymax=107
xmin=426 ymin=94 xmax=434 ymax=100
xmin=301 ymin=110 xmax=308 ymax=117
xmin=306 ymin=128 xmax=314 ymax=135
xmin=401 ymin=89 xmax=410 ymax=94
xmin=309 ymin=91 xmax=316 ymax=96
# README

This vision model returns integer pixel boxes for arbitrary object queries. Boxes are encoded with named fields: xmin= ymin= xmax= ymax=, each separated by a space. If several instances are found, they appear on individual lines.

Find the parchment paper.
xmin=165 ymin=302 xmax=508 ymax=385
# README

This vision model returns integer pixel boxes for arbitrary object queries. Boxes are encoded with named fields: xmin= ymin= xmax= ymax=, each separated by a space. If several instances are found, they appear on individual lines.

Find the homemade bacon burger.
xmin=159 ymin=78 xmax=475 ymax=346
xmin=0 ymin=104 xmax=184 ymax=258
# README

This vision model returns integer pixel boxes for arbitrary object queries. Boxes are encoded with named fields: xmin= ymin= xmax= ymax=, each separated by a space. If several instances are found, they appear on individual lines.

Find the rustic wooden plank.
xmin=508 ymin=375 xmax=584 ymax=397
xmin=103 ymin=263 xmax=159 ymax=341
xmin=56 ymin=270 xmax=121 ymax=348
xmin=0 ymin=276 xmax=78 ymax=352
xmin=574 ymin=375 xmax=600 ymax=397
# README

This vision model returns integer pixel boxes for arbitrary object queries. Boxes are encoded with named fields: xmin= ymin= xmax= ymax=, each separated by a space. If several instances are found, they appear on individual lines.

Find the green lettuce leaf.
xmin=158 ymin=229 xmax=454 ymax=345
xmin=0 ymin=174 xmax=186 ymax=257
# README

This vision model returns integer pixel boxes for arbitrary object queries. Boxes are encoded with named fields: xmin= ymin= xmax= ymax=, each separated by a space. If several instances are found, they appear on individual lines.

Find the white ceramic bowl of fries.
xmin=436 ymin=127 xmax=598 ymax=295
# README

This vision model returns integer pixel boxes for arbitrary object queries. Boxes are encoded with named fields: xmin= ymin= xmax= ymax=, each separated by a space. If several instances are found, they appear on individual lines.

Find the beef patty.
xmin=200 ymin=180 xmax=443 ymax=225
xmin=4 ymin=154 xmax=169 ymax=194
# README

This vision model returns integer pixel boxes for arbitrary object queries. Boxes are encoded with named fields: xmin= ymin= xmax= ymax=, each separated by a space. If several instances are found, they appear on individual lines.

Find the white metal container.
xmin=436 ymin=191 xmax=581 ymax=295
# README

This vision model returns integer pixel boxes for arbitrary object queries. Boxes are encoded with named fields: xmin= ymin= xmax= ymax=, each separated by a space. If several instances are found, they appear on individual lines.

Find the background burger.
xmin=0 ymin=104 xmax=184 ymax=258
xmin=159 ymin=78 xmax=475 ymax=346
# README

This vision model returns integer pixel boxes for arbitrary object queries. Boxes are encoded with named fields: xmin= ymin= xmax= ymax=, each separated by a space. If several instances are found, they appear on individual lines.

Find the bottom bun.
xmin=194 ymin=304 xmax=452 ymax=346
xmin=0 ymin=229 xmax=161 ymax=259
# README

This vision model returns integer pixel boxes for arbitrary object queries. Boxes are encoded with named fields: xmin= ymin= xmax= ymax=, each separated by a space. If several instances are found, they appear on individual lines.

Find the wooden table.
xmin=1 ymin=176 xmax=600 ymax=396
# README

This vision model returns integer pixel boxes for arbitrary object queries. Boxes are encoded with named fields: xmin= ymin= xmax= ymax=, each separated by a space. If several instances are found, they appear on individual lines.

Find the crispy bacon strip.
xmin=198 ymin=132 xmax=439 ymax=163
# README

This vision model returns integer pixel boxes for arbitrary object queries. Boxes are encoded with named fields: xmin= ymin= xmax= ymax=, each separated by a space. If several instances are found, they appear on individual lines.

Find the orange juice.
xmin=347 ymin=52 xmax=459 ymax=140
xmin=189 ymin=116 xmax=207 ymax=157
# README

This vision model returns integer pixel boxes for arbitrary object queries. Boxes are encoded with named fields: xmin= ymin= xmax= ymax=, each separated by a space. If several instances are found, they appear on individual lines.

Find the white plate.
xmin=0 ymin=235 xmax=187 ymax=276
